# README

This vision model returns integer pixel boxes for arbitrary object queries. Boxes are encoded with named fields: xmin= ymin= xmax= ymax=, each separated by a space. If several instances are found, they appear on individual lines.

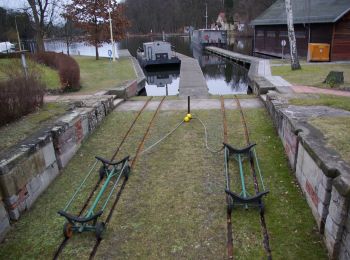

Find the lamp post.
xmin=108 ymin=0 xmax=116 ymax=61
xmin=15 ymin=16 xmax=28 ymax=77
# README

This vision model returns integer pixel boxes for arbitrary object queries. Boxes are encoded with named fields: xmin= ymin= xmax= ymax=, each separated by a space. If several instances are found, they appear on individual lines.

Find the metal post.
xmin=15 ymin=16 xmax=28 ymax=77
xmin=108 ymin=0 xmax=116 ymax=61
xmin=205 ymin=3 xmax=208 ymax=29
xmin=188 ymin=96 xmax=190 ymax=114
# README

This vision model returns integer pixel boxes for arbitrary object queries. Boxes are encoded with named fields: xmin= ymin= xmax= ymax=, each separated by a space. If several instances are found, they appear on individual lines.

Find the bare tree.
xmin=65 ymin=0 xmax=130 ymax=60
xmin=26 ymin=0 xmax=58 ymax=52
xmin=285 ymin=0 xmax=301 ymax=70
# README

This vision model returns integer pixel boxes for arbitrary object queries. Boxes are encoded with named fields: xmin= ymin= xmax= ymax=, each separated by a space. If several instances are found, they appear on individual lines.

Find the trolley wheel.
xmin=99 ymin=166 xmax=106 ymax=180
xmin=259 ymin=202 xmax=265 ymax=215
xmin=227 ymin=197 xmax=234 ymax=214
xmin=124 ymin=166 xmax=130 ymax=180
xmin=95 ymin=222 xmax=105 ymax=240
xmin=63 ymin=222 xmax=73 ymax=238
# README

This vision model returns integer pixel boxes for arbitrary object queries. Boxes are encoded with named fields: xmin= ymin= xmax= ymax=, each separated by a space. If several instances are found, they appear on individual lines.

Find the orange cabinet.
xmin=307 ymin=43 xmax=330 ymax=62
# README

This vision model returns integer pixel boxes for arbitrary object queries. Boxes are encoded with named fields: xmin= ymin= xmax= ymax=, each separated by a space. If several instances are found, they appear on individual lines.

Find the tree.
xmin=285 ymin=0 xmax=301 ymax=70
xmin=26 ymin=0 xmax=58 ymax=52
xmin=65 ymin=0 xmax=130 ymax=60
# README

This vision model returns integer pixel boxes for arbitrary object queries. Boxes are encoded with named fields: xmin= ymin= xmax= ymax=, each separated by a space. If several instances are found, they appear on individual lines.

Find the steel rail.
xmin=221 ymin=96 xmax=234 ymax=259
xmin=234 ymin=95 xmax=272 ymax=260
xmin=89 ymin=96 xmax=166 ymax=259
xmin=53 ymin=97 xmax=153 ymax=260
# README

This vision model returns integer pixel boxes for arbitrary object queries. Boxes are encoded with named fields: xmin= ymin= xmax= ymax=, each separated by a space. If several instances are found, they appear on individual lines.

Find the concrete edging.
xmin=265 ymin=91 xmax=350 ymax=259
xmin=0 ymin=95 xmax=121 ymax=241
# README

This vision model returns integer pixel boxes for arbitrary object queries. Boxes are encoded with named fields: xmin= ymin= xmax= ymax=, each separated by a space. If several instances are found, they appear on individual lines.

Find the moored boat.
xmin=137 ymin=41 xmax=181 ymax=69
xmin=191 ymin=29 xmax=227 ymax=48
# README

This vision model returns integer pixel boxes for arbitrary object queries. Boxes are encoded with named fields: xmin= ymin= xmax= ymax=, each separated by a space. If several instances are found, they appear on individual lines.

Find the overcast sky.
xmin=0 ymin=0 xmax=27 ymax=10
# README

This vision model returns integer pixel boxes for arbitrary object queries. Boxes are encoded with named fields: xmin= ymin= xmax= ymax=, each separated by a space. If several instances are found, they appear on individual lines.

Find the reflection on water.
xmin=45 ymin=36 xmax=253 ymax=96
xmin=191 ymin=46 xmax=249 ymax=95
xmin=143 ymin=69 xmax=180 ymax=96
xmin=121 ymin=36 xmax=252 ymax=96
xmin=45 ymin=40 xmax=119 ymax=58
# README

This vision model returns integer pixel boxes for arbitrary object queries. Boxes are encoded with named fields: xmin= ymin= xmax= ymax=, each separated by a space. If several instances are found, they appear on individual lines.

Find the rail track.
xmin=221 ymin=96 xmax=272 ymax=259
xmin=53 ymin=95 xmax=270 ymax=259
xmin=88 ymin=96 xmax=165 ymax=259
xmin=53 ymin=97 xmax=157 ymax=259
xmin=221 ymin=96 xmax=234 ymax=259
xmin=233 ymin=95 xmax=272 ymax=259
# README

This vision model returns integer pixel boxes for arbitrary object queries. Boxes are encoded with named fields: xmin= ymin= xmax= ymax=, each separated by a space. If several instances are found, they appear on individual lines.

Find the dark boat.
xmin=137 ymin=41 xmax=181 ymax=69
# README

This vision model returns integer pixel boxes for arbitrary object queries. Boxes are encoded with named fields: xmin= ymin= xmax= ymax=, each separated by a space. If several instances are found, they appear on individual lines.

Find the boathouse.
xmin=251 ymin=0 xmax=350 ymax=61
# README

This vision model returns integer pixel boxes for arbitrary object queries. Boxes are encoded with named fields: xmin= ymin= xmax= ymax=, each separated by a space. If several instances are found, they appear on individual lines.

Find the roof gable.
xmin=251 ymin=0 xmax=350 ymax=25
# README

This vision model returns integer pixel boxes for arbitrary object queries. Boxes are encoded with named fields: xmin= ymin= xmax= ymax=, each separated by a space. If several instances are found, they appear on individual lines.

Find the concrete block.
xmin=4 ymin=194 xmax=18 ymax=206
xmin=328 ymin=189 xmax=349 ymax=225
xmin=317 ymin=183 xmax=331 ymax=205
xmin=74 ymin=118 xmax=84 ymax=144
xmin=0 ymin=201 xmax=8 ymax=221
xmin=8 ymin=207 xmax=20 ymax=221
xmin=88 ymin=108 xmax=98 ymax=132
xmin=0 ymin=150 xmax=45 ymax=198
xmin=317 ymin=201 xmax=329 ymax=221
xmin=322 ymin=175 xmax=333 ymax=192
xmin=295 ymin=162 xmax=305 ymax=188
xmin=27 ymin=175 xmax=41 ymax=195
xmin=0 ymin=213 xmax=10 ymax=242
xmin=325 ymin=215 xmax=344 ymax=241
xmin=39 ymin=162 xmax=59 ymax=192
xmin=57 ymin=144 xmax=78 ymax=169
xmin=42 ymin=142 xmax=56 ymax=168
xmin=25 ymin=163 xmax=59 ymax=209
xmin=339 ymin=245 xmax=350 ymax=260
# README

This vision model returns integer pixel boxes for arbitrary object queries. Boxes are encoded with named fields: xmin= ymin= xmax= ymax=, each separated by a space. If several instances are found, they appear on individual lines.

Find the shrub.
xmin=0 ymin=61 xmax=45 ymax=126
xmin=32 ymin=52 xmax=80 ymax=91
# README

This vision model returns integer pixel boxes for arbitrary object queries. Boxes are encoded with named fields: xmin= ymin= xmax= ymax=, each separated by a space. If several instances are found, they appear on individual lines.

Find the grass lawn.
xmin=0 ymin=102 xmax=327 ymax=259
xmin=73 ymin=56 xmax=136 ymax=94
xmin=289 ymin=94 xmax=350 ymax=112
xmin=0 ymin=58 xmax=60 ymax=90
xmin=271 ymin=63 xmax=350 ymax=89
xmin=0 ymin=102 xmax=68 ymax=153
xmin=310 ymin=116 xmax=350 ymax=165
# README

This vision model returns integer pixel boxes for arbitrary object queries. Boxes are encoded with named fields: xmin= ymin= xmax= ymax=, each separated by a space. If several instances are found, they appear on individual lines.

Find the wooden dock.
xmin=177 ymin=53 xmax=209 ymax=99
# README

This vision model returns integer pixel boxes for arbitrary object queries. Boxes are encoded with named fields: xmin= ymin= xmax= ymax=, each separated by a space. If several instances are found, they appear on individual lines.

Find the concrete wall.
xmin=266 ymin=92 xmax=350 ymax=259
xmin=0 ymin=95 xmax=116 ymax=241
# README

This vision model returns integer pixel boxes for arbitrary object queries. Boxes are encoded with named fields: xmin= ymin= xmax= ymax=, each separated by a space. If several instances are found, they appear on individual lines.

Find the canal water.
xmin=45 ymin=35 xmax=252 ymax=96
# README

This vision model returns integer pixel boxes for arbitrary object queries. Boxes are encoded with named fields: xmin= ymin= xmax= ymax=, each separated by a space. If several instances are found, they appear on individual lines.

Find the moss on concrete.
xmin=310 ymin=116 xmax=350 ymax=164
xmin=289 ymin=94 xmax=350 ymax=112
xmin=0 ymin=102 xmax=68 ymax=152
xmin=0 ymin=105 xmax=327 ymax=259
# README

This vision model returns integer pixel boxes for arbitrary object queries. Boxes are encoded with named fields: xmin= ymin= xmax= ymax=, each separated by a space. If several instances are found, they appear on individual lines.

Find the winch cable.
xmin=193 ymin=116 xmax=225 ymax=153
xmin=234 ymin=95 xmax=272 ymax=260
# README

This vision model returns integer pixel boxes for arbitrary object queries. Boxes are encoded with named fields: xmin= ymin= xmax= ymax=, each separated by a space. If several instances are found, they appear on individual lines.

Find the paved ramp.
xmin=178 ymin=54 xmax=209 ymax=99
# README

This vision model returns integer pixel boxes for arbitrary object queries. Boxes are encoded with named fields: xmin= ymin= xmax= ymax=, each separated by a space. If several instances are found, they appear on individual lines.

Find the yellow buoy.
xmin=184 ymin=116 xmax=190 ymax=122
xmin=187 ymin=113 xmax=192 ymax=119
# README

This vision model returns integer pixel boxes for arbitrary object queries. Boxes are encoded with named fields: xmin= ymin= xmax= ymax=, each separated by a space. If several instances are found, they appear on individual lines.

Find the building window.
xmin=256 ymin=30 xmax=264 ymax=37
xmin=279 ymin=31 xmax=288 ymax=37
xmin=267 ymin=31 xmax=276 ymax=37
xmin=295 ymin=31 xmax=305 ymax=38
